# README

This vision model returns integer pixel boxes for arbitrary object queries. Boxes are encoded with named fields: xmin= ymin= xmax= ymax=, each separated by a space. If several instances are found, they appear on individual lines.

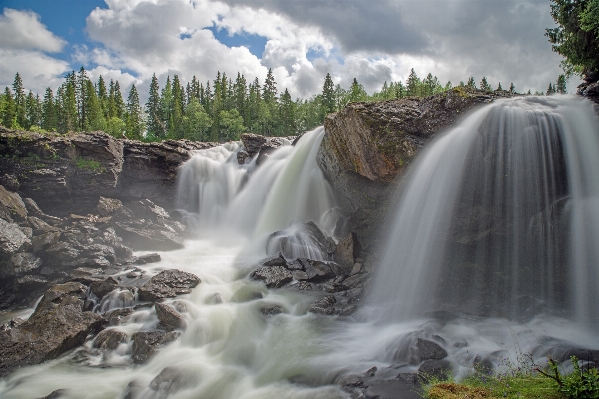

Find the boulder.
xmin=240 ymin=133 xmax=267 ymax=158
xmin=90 ymin=277 xmax=121 ymax=299
xmin=0 ymin=218 xmax=31 ymax=256
xmin=256 ymin=137 xmax=285 ymax=165
xmin=261 ymin=305 xmax=283 ymax=316
xmin=131 ymin=330 xmax=180 ymax=364
xmin=250 ymin=266 xmax=292 ymax=288
xmin=155 ymin=303 xmax=186 ymax=331
xmin=149 ymin=366 xmax=197 ymax=395
xmin=4 ymin=252 xmax=42 ymax=275
xmin=418 ymin=359 xmax=452 ymax=381
xmin=0 ymin=282 xmax=106 ymax=377
xmin=28 ymin=216 xmax=59 ymax=234
xmin=0 ymin=185 xmax=28 ymax=223
xmin=138 ymin=269 xmax=201 ymax=302
xmin=93 ymin=329 xmax=128 ymax=350
xmin=135 ymin=253 xmax=161 ymax=264
xmin=334 ymin=232 xmax=361 ymax=273
xmin=308 ymin=296 xmax=336 ymax=315
xmin=97 ymin=196 xmax=123 ymax=216
xmin=104 ymin=308 xmax=134 ymax=326
xmin=412 ymin=338 xmax=448 ymax=363
xmin=266 ymin=221 xmax=334 ymax=260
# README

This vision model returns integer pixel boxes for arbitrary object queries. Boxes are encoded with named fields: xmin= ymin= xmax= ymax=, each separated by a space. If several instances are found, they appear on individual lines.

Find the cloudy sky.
xmin=0 ymin=0 xmax=577 ymax=102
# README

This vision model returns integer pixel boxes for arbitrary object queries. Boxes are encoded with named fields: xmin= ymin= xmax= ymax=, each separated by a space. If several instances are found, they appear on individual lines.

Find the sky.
xmin=0 ymin=0 xmax=579 ymax=103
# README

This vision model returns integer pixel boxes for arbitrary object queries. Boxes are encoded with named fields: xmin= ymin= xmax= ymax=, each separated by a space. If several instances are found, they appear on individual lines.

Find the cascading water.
xmin=371 ymin=95 xmax=599 ymax=329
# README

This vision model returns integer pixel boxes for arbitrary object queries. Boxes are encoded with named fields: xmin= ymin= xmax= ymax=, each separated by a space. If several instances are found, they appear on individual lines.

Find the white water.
xmin=371 ymin=95 xmax=599 ymax=329
xmin=2 ymin=101 xmax=599 ymax=399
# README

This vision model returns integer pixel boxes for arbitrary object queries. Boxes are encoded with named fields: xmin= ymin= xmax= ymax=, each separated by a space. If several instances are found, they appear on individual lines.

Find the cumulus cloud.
xmin=0 ymin=9 xmax=69 ymax=94
xmin=0 ymin=8 xmax=66 ymax=52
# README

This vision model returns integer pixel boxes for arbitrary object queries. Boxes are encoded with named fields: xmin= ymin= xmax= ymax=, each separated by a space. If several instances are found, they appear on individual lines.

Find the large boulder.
xmin=318 ymin=88 xmax=517 ymax=249
xmin=138 ymin=269 xmax=201 ymax=302
xmin=131 ymin=330 xmax=180 ymax=364
xmin=0 ymin=282 xmax=106 ymax=377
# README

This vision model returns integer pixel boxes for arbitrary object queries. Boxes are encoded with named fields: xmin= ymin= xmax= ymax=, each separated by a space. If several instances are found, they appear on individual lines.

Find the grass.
xmin=75 ymin=157 xmax=104 ymax=172
xmin=424 ymin=354 xmax=565 ymax=399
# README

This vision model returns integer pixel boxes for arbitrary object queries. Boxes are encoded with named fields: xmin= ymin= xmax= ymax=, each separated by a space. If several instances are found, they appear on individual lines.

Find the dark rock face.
xmin=0 ymin=282 xmax=106 ymax=377
xmin=131 ymin=330 xmax=180 ymax=364
xmin=239 ymin=133 xmax=289 ymax=165
xmin=0 ymin=128 xmax=217 ymax=216
xmin=250 ymin=266 xmax=293 ymax=288
xmin=138 ymin=269 xmax=201 ymax=302
xmin=93 ymin=329 xmax=128 ymax=350
xmin=318 ymin=88 xmax=517 ymax=250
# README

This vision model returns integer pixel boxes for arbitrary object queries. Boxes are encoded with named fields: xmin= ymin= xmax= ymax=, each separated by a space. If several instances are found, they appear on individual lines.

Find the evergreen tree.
xmin=466 ymin=76 xmax=477 ymax=89
xmin=146 ymin=74 xmax=163 ymax=138
xmin=407 ymin=69 xmax=420 ymax=96
xmin=263 ymin=68 xmax=278 ymax=105
xmin=160 ymin=76 xmax=173 ymax=135
xmin=170 ymin=75 xmax=184 ymax=138
xmin=509 ymin=82 xmax=516 ymax=93
xmin=113 ymin=81 xmax=126 ymax=119
xmin=181 ymin=98 xmax=211 ymax=141
xmin=279 ymin=88 xmax=296 ymax=134
xmin=546 ymin=82 xmax=556 ymax=95
xmin=423 ymin=73 xmax=435 ymax=96
xmin=445 ymin=81 xmax=453 ymax=91
xmin=480 ymin=77 xmax=492 ymax=92
xmin=126 ymin=84 xmax=144 ymax=140
xmin=497 ymin=82 xmax=504 ymax=91
xmin=556 ymin=74 xmax=568 ymax=93
xmin=83 ymin=79 xmax=105 ymax=131
xmin=41 ymin=88 xmax=57 ymax=131
xmin=217 ymin=109 xmax=244 ymax=140
xmin=77 ymin=67 xmax=89 ymax=129
xmin=2 ymin=87 xmax=16 ymax=128
xmin=25 ymin=91 xmax=41 ymax=129
xmin=233 ymin=73 xmax=248 ymax=126
xmin=394 ymin=81 xmax=406 ymax=98
xmin=12 ymin=72 xmax=26 ymax=128
xmin=96 ymin=75 xmax=109 ymax=119
xmin=348 ymin=78 xmax=367 ymax=103
xmin=322 ymin=73 xmax=335 ymax=116
xmin=57 ymin=72 xmax=78 ymax=133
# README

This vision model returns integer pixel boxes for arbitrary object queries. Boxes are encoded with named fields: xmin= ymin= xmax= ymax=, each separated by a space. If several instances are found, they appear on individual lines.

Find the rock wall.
xmin=0 ymin=127 xmax=216 ymax=216
xmin=318 ymin=88 xmax=517 ymax=249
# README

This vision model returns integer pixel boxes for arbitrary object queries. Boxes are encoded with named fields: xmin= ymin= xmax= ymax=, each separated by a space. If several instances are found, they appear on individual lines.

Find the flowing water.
xmin=1 ymin=98 xmax=599 ymax=398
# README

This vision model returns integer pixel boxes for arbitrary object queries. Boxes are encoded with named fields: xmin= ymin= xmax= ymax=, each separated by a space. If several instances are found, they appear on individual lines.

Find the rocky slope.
xmin=0 ymin=127 xmax=216 ymax=216
xmin=318 ymin=87 xmax=518 ymax=249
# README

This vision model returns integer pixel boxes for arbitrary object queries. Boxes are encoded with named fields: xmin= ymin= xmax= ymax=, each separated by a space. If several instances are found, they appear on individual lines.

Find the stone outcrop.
xmin=138 ymin=269 xmax=201 ymax=302
xmin=318 ymin=88 xmax=517 ymax=249
xmin=577 ymin=71 xmax=599 ymax=105
xmin=0 ymin=127 xmax=216 ymax=216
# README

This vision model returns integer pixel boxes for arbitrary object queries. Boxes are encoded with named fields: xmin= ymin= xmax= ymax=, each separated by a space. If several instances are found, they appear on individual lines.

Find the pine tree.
xmin=394 ymin=81 xmax=406 ymax=98
xmin=77 ymin=67 xmax=89 ymax=129
xmin=407 ymin=69 xmax=420 ymax=97
xmin=41 ymin=88 xmax=57 ymax=131
xmin=497 ymin=82 xmax=504 ymax=91
xmin=263 ymin=68 xmax=278 ymax=105
xmin=466 ymin=76 xmax=477 ymax=89
xmin=322 ymin=73 xmax=335 ymax=116
xmin=348 ymin=78 xmax=367 ymax=103
xmin=170 ymin=75 xmax=184 ymax=138
xmin=509 ymin=83 xmax=516 ymax=93
xmin=480 ymin=77 xmax=491 ymax=92
xmin=56 ymin=72 xmax=78 ymax=133
xmin=12 ymin=73 xmax=26 ymax=128
xmin=233 ymin=73 xmax=248 ymax=126
xmin=423 ymin=73 xmax=435 ymax=96
xmin=160 ymin=76 xmax=173 ymax=135
xmin=113 ymin=81 xmax=125 ymax=119
xmin=83 ymin=79 xmax=104 ymax=131
xmin=279 ymin=88 xmax=296 ymax=134
xmin=2 ymin=87 xmax=16 ymax=128
xmin=556 ymin=74 xmax=567 ymax=94
xmin=146 ymin=74 xmax=163 ymax=138
xmin=126 ymin=84 xmax=144 ymax=140
xmin=25 ymin=91 xmax=41 ymax=129
xmin=96 ymin=75 xmax=109 ymax=119
xmin=546 ymin=82 xmax=555 ymax=95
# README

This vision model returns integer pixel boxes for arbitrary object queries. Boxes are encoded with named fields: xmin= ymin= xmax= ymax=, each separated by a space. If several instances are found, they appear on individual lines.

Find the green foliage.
xmin=75 ymin=157 xmax=103 ymax=172
xmin=546 ymin=0 xmax=599 ymax=76
xmin=105 ymin=117 xmax=126 ymax=138
xmin=542 ymin=357 xmax=599 ymax=399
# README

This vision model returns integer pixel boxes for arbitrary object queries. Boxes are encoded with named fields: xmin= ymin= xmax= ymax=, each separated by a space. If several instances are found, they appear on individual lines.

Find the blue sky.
xmin=0 ymin=0 xmax=575 ymax=101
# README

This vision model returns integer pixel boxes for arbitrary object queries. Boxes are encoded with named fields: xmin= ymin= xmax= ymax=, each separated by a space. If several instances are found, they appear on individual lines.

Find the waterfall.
xmin=371 ymin=95 xmax=599 ymax=328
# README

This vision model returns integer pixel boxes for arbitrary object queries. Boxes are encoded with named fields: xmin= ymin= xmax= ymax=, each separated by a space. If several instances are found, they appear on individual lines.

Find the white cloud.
xmin=0 ymin=49 xmax=69 ymax=94
xmin=0 ymin=8 xmax=66 ymax=53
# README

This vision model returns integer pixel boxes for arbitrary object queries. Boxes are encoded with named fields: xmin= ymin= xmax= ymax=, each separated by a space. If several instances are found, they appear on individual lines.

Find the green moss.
xmin=75 ymin=157 xmax=104 ymax=172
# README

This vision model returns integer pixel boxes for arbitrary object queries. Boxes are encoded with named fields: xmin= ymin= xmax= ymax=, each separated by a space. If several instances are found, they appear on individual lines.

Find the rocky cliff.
xmin=318 ymin=87 xmax=517 ymax=249
xmin=0 ymin=127 xmax=216 ymax=216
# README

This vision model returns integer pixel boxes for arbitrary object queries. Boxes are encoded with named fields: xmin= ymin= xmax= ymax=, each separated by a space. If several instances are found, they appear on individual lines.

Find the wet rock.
xmin=0 ymin=282 xmax=106 ymax=377
xmin=342 ymin=273 xmax=370 ymax=290
xmin=38 ymin=389 xmax=69 ymax=399
xmin=104 ymin=308 xmax=134 ymax=326
xmin=138 ymin=269 xmax=201 ymax=302
xmin=81 ymin=244 xmax=116 ymax=263
xmin=334 ymin=232 xmax=361 ymax=272
xmin=250 ymin=266 xmax=292 ymax=288
xmin=22 ymin=198 xmax=62 ymax=226
xmin=412 ymin=338 xmax=448 ymax=363
xmin=0 ymin=185 xmax=28 ymax=223
xmin=256 ymin=138 xmax=285 ymax=165
xmin=0 ymin=218 xmax=31 ymax=255
xmin=261 ymin=305 xmax=283 ymax=316
xmin=155 ymin=303 xmax=186 ymax=331
xmin=266 ymin=221 xmax=334 ymax=260
xmin=308 ymin=296 xmax=336 ymax=315
xmin=237 ymin=150 xmax=251 ymax=164
xmin=134 ymin=253 xmax=161 ymax=264
xmin=240 ymin=133 xmax=267 ymax=158
xmin=131 ymin=330 xmax=180 ymax=363
xmin=32 ymin=231 xmax=61 ymax=253
xmin=149 ymin=366 xmax=197 ymax=395
xmin=260 ymin=252 xmax=287 ymax=267
xmin=28 ymin=216 xmax=59 ymax=235
xmin=0 ymin=318 xmax=24 ymax=331
xmin=3 ymin=252 xmax=42 ymax=275
xmin=364 ymin=379 xmax=422 ymax=399
xmin=90 ymin=277 xmax=121 ymax=299
xmin=93 ymin=329 xmax=128 ymax=350
xmin=97 ymin=196 xmax=123 ymax=216
xmin=13 ymin=275 xmax=49 ymax=297
xmin=44 ymin=241 xmax=81 ymax=264
xmin=418 ymin=359 xmax=452 ymax=381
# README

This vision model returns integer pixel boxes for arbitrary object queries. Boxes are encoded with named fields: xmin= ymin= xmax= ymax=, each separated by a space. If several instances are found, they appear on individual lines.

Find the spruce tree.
xmin=497 ymin=82 xmax=504 ymax=91
xmin=279 ymin=88 xmax=296 ymax=134
xmin=25 ymin=91 xmax=41 ymax=129
xmin=556 ymin=74 xmax=567 ymax=93
xmin=348 ymin=78 xmax=367 ymax=103
xmin=12 ymin=72 xmax=26 ymax=128
xmin=41 ymin=88 xmax=57 ymax=131
xmin=113 ymin=81 xmax=126 ymax=119
xmin=546 ymin=82 xmax=555 ymax=95
xmin=77 ymin=67 xmax=88 ymax=129
xmin=509 ymin=82 xmax=516 ymax=93
xmin=146 ymin=74 xmax=162 ymax=138
xmin=96 ymin=75 xmax=109 ymax=119
xmin=83 ymin=79 xmax=104 ymax=131
xmin=407 ymin=69 xmax=420 ymax=97
xmin=2 ymin=87 xmax=16 ymax=128
xmin=466 ymin=76 xmax=477 ymax=89
xmin=322 ymin=73 xmax=335 ymax=116
xmin=126 ymin=84 xmax=144 ymax=140
xmin=480 ymin=77 xmax=491 ymax=92
xmin=160 ymin=76 xmax=173 ymax=136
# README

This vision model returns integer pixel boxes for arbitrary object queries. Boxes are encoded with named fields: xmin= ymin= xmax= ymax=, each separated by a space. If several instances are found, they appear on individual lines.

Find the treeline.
xmin=0 ymin=68 xmax=566 ymax=142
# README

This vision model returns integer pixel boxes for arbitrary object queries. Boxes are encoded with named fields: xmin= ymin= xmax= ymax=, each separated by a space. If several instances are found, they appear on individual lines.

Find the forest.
xmin=0 ymin=68 xmax=566 ymax=143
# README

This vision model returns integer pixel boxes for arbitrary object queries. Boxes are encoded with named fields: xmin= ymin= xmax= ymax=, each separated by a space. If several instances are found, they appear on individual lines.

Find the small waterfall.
xmin=371 ymin=95 xmax=599 ymax=328
xmin=176 ymin=127 xmax=337 ymax=242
